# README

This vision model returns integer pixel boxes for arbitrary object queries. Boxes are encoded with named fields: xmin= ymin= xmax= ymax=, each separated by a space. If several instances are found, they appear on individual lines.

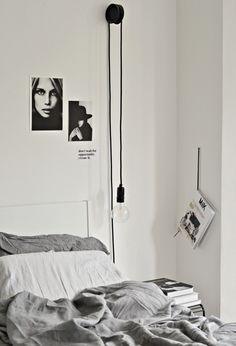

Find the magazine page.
xmin=177 ymin=190 xmax=215 ymax=248
xmin=151 ymin=278 xmax=193 ymax=297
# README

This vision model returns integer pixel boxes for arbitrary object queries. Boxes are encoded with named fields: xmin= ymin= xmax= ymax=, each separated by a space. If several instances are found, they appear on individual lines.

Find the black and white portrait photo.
xmin=31 ymin=77 xmax=63 ymax=131
xmin=68 ymin=101 xmax=93 ymax=141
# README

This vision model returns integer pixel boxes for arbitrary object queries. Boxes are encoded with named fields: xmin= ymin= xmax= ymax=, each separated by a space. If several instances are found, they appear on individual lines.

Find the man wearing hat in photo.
xmin=68 ymin=102 xmax=93 ymax=141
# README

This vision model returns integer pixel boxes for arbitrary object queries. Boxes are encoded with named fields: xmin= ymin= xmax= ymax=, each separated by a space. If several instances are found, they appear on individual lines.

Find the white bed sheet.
xmin=0 ymin=250 xmax=125 ymax=300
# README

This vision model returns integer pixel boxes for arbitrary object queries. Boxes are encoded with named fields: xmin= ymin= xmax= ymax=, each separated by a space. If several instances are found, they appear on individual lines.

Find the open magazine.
xmin=177 ymin=190 xmax=215 ymax=248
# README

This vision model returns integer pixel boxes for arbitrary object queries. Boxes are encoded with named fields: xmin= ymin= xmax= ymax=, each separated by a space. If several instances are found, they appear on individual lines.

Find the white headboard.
xmin=0 ymin=200 xmax=89 ymax=237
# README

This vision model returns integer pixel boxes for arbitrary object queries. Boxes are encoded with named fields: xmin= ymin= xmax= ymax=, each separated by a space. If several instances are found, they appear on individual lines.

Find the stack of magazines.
xmin=149 ymin=278 xmax=202 ymax=309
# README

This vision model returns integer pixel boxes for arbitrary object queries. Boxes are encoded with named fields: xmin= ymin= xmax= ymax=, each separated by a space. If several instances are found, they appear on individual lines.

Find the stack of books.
xmin=149 ymin=278 xmax=201 ymax=308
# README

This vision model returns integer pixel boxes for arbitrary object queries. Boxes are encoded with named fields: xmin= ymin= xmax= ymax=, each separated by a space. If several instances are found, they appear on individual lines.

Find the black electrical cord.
xmin=119 ymin=21 xmax=123 ymax=186
xmin=108 ymin=9 xmax=124 ymax=263
xmin=108 ymin=23 xmax=115 ymax=263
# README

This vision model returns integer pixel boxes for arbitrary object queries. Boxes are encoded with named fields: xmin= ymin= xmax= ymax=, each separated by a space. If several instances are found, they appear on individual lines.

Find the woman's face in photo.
xmin=34 ymin=78 xmax=59 ymax=118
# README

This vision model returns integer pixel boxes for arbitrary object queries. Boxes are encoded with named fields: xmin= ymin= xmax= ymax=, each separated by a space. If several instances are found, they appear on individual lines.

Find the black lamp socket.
xmin=116 ymin=184 xmax=125 ymax=203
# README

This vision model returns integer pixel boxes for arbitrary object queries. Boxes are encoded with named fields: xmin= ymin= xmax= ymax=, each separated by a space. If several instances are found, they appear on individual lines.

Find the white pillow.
xmin=0 ymin=250 xmax=125 ymax=300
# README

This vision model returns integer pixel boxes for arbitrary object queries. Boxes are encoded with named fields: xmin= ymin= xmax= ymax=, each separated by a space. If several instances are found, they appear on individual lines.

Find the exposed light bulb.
xmin=112 ymin=203 xmax=129 ymax=222
xmin=111 ymin=184 xmax=129 ymax=222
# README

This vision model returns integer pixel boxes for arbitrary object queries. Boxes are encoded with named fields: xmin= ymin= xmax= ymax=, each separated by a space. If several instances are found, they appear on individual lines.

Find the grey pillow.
xmin=0 ymin=232 xmax=109 ymax=256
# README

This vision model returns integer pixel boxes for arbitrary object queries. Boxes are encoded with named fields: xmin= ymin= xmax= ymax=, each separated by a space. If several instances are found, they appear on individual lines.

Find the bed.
xmin=0 ymin=202 xmax=235 ymax=345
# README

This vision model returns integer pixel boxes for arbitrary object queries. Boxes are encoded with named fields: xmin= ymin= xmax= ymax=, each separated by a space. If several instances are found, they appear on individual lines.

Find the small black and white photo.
xmin=68 ymin=101 xmax=93 ymax=141
xmin=180 ymin=211 xmax=200 ymax=244
xmin=31 ymin=77 xmax=63 ymax=131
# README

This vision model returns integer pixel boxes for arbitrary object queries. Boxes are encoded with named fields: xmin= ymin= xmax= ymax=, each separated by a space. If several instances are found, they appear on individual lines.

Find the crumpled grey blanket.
xmin=0 ymin=232 xmax=109 ymax=256
xmin=0 ymin=281 xmax=235 ymax=346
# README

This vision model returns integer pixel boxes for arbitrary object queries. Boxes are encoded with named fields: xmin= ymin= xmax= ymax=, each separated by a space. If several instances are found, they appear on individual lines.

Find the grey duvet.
xmin=0 ymin=281 xmax=235 ymax=346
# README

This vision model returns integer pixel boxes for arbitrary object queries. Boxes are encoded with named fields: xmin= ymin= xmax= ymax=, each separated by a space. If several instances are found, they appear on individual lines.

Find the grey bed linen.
xmin=0 ymin=232 xmax=109 ymax=256
xmin=0 ymin=281 xmax=235 ymax=346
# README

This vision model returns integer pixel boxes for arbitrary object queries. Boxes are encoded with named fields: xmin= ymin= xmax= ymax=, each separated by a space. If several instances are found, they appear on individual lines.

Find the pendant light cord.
xmin=108 ymin=19 xmax=123 ymax=263
xmin=108 ymin=23 xmax=115 ymax=263
xmin=119 ymin=21 xmax=123 ymax=186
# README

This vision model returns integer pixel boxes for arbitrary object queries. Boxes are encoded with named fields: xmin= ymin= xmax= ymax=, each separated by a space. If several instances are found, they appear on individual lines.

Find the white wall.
xmin=114 ymin=0 xmax=177 ymax=280
xmin=0 ymin=0 xmax=177 ymax=281
xmin=221 ymin=0 xmax=236 ymax=322
xmin=0 ymin=0 xmax=111 ymax=247
xmin=176 ymin=0 xmax=222 ymax=316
